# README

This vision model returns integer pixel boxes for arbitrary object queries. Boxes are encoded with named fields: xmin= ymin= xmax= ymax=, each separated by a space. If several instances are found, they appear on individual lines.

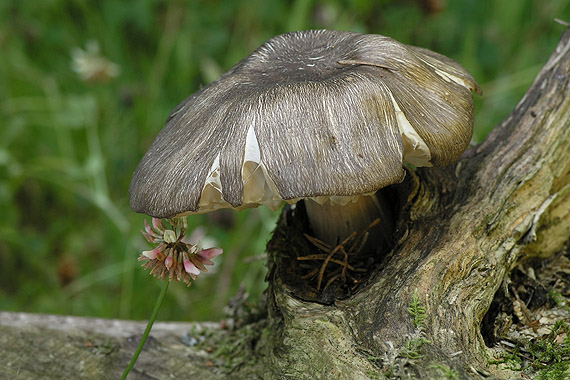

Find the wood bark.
xmin=1 ymin=29 xmax=569 ymax=380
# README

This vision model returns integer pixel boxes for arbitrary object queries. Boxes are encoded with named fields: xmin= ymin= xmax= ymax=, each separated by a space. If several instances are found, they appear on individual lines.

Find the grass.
xmin=1 ymin=0 xmax=569 ymax=321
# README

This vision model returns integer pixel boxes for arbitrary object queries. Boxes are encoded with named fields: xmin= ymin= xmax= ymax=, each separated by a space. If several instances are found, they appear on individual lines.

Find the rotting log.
xmin=0 ymin=312 xmax=225 ymax=380
xmin=1 ymin=29 xmax=569 ymax=380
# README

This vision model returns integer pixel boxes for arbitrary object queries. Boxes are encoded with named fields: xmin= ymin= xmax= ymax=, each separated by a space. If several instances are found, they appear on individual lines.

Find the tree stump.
xmin=1 ymin=29 xmax=569 ymax=380
xmin=262 ymin=28 xmax=570 ymax=379
xmin=260 ymin=32 xmax=570 ymax=379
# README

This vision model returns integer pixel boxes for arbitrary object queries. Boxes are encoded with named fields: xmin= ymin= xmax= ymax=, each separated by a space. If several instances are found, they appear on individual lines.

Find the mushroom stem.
xmin=303 ymin=194 xmax=393 ymax=252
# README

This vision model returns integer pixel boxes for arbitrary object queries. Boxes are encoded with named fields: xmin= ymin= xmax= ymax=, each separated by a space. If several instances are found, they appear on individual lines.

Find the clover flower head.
xmin=71 ymin=40 xmax=120 ymax=83
xmin=139 ymin=217 xmax=223 ymax=286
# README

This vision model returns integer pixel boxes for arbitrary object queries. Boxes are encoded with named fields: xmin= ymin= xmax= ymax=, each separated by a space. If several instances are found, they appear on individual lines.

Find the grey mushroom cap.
xmin=130 ymin=30 xmax=480 ymax=218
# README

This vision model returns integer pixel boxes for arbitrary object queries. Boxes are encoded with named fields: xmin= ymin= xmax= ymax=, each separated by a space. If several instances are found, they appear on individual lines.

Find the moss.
xmin=191 ymin=292 xmax=270 ymax=375
xmin=489 ymin=320 xmax=570 ymax=377
xmin=401 ymin=337 xmax=431 ymax=360
xmin=375 ymin=290 xmax=435 ymax=378
xmin=485 ymin=249 xmax=570 ymax=378
xmin=430 ymin=364 xmax=460 ymax=380
xmin=401 ymin=289 xmax=431 ymax=360
xmin=196 ymin=319 xmax=269 ymax=374
xmin=535 ymin=361 xmax=570 ymax=380
xmin=489 ymin=346 xmax=524 ymax=371
xmin=365 ymin=369 xmax=381 ymax=379
xmin=550 ymin=290 xmax=570 ymax=312
xmin=409 ymin=289 xmax=427 ymax=329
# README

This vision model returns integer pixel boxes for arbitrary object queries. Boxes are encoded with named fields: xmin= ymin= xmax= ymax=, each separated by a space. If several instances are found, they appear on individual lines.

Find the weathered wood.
xmin=0 ymin=312 xmax=224 ymax=380
xmin=1 ymin=30 xmax=569 ymax=380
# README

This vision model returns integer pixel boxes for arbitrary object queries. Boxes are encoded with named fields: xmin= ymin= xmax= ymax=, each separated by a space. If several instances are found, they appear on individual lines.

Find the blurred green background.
xmin=1 ymin=0 xmax=568 ymax=322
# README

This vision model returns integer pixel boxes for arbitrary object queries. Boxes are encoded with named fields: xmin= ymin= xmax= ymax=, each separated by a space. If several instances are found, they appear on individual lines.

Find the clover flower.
xmin=71 ymin=40 xmax=120 ymax=83
xmin=138 ymin=217 xmax=222 ymax=286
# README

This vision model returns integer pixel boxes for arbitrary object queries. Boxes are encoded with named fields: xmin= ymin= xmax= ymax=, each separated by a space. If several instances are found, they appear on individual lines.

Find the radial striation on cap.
xmin=129 ymin=30 xmax=480 ymax=218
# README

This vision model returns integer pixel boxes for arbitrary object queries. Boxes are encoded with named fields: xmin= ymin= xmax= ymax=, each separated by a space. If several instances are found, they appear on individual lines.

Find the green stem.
xmin=120 ymin=280 xmax=170 ymax=380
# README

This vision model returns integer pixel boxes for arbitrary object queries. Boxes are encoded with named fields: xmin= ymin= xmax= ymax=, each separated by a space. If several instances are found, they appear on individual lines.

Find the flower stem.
xmin=120 ymin=280 xmax=170 ymax=380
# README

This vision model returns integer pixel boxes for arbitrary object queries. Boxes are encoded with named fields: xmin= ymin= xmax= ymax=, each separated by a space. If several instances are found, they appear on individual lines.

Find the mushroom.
xmin=130 ymin=30 xmax=480 ymax=251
